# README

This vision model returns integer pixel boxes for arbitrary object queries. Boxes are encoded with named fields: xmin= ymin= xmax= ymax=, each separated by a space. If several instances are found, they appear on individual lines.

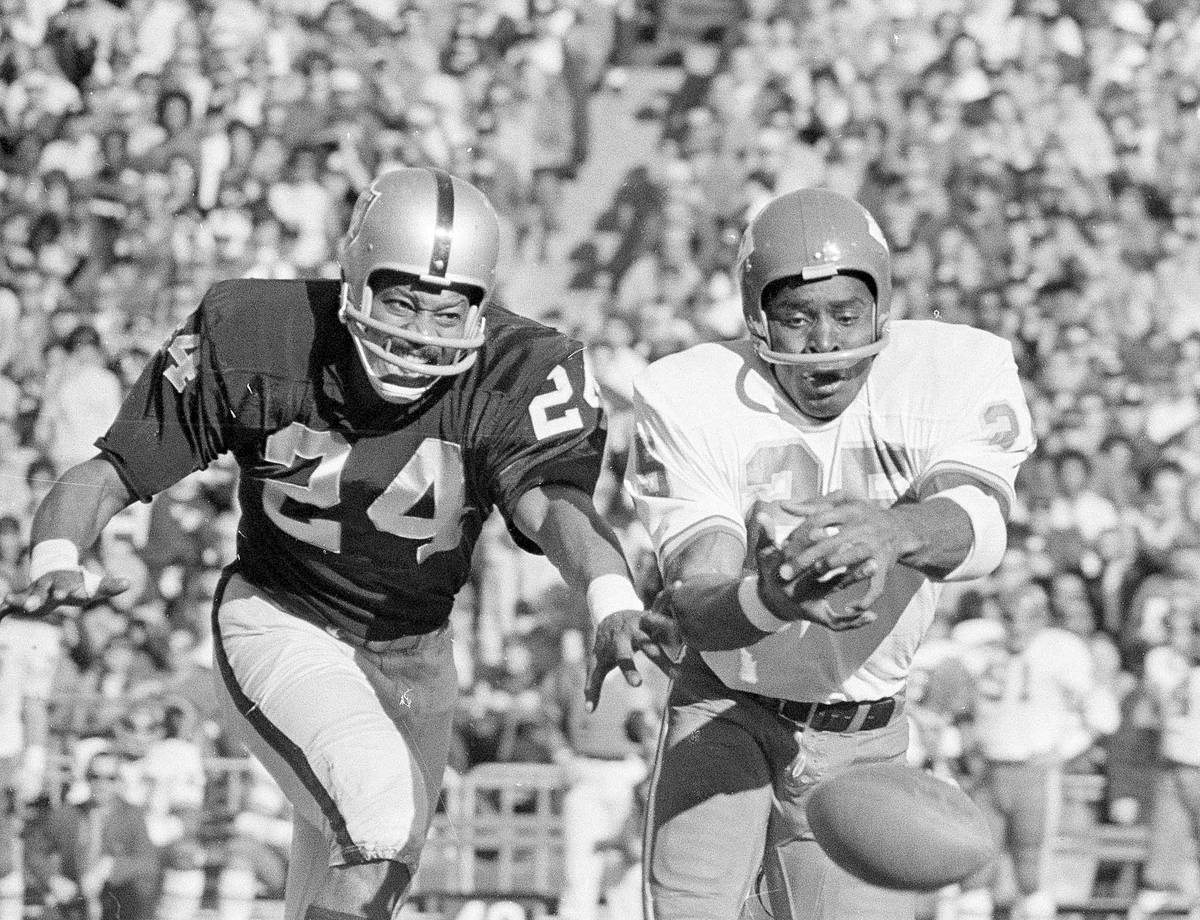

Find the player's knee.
xmin=307 ymin=858 xmax=412 ymax=920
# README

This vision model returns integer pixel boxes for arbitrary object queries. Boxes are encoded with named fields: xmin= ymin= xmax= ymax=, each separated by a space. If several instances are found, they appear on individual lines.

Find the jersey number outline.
xmin=261 ymin=424 xmax=465 ymax=560
xmin=528 ymin=356 xmax=600 ymax=441
xmin=982 ymin=402 xmax=1019 ymax=450
xmin=163 ymin=334 xmax=201 ymax=393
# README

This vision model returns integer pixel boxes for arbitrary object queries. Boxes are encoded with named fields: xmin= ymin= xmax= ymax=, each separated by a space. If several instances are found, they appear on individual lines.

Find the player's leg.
xmin=284 ymin=814 xmax=330 ymax=920
xmin=560 ymin=760 xmax=641 ymax=920
xmin=155 ymin=840 xmax=207 ymax=920
xmin=0 ymin=761 xmax=23 ymax=920
xmin=212 ymin=572 xmax=456 ymax=920
xmin=643 ymin=663 xmax=776 ymax=920
xmin=1006 ymin=762 xmax=1059 ymax=920
xmin=760 ymin=717 xmax=916 ymax=920
xmin=951 ymin=765 xmax=1008 ymax=920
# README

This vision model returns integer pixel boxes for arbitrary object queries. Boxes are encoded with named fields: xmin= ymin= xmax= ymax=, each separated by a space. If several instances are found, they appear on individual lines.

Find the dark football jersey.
xmin=98 ymin=279 xmax=607 ymax=639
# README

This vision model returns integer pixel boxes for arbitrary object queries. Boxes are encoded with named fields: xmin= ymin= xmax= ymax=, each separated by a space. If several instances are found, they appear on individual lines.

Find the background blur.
xmin=2 ymin=0 xmax=1200 ymax=917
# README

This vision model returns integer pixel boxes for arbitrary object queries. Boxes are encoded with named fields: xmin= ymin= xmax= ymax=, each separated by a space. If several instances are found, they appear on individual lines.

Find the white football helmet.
xmin=337 ymin=167 xmax=500 ymax=402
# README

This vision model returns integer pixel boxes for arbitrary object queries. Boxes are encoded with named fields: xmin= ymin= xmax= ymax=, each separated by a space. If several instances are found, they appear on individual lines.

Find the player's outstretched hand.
xmin=772 ymin=490 xmax=908 ymax=618
xmin=1 ymin=569 xmax=130 ymax=622
xmin=586 ymin=603 xmax=682 ymax=712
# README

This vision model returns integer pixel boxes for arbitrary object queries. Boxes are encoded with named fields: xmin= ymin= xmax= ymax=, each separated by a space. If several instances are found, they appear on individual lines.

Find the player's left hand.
xmin=0 ymin=569 xmax=130 ymax=623
xmin=773 ymin=491 xmax=913 ymax=616
xmin=586 ymin=604 xmax=683 ymax=712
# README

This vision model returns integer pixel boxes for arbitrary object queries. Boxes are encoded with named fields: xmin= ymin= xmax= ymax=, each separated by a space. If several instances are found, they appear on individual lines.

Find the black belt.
xmin=746 ymin=693 xmax=898 ymax=732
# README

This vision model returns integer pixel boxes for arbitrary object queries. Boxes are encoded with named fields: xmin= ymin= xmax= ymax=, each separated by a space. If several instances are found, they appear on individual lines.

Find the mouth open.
xmin=802 ymin=369 xmax=850 ymax=394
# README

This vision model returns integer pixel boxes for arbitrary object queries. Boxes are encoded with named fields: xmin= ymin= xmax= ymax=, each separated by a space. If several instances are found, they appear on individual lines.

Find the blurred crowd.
xmin=3 ymin=0 xmax=1200 ymax=915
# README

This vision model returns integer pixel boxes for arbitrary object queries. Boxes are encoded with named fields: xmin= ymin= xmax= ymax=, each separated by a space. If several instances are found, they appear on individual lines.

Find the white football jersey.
xmin=966 ymin=627 xmax=1114 ymax=761
xmin=626 ymin=321 xmax=1034 ymax=703
xmin=1144 ymin=645 xmax=1200 ymax=766
xmin=0 ymin=615 xmax=62 ymax=757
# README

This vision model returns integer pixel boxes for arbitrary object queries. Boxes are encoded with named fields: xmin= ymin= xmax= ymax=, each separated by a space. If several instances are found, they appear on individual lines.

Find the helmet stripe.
xmin=428 ymin=168 xmax=455 ymax=277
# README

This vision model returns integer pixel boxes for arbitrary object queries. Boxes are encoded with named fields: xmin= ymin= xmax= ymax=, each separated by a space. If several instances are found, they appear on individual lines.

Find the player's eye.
xmin=778 ymin=314 xmax=811 ymax=328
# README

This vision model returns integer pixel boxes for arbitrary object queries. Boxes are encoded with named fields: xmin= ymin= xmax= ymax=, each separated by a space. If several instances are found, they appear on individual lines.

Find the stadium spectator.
xmin=0 ymin=0 xmax=1199 ymax=912
xmin=33 ymin=324 xmax=122 ymax=477
xmin=24 ymin=745 xmax=162 ymax=920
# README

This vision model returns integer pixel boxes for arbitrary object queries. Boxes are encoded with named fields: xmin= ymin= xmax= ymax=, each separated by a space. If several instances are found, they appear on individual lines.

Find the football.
xmin=805 ymin=762 xmax=997 ymax=891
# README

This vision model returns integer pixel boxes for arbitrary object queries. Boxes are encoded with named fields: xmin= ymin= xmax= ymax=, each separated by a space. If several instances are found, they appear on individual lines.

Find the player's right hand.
xmin=1 ymin=569 xmax=130 ymax=621
xmin=753 ymin=509 xmax=876 ymax=631
xmin=586 ymin=606 xmax=683 ymax=712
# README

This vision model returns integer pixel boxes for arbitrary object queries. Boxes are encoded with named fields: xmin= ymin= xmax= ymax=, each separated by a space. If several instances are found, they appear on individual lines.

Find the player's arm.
xmin=2 ymin=457 xmax=137 ymax=618
xmin=513 ymin=483 xmax=680 ymax=709
xmin=770 ymin=473 xmax=1005 ymax=616
xmin=655 ymin=502 xmax=896 ymax=652
xmin=773 ymin=331 xmax=1036 ymax=617
xmin=5 ymin=287 xmax=239 ymax=620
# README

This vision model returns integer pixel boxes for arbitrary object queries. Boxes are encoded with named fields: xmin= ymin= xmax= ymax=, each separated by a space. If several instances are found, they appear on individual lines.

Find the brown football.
xmin=806 ymin=762 xmax=998 ymax=891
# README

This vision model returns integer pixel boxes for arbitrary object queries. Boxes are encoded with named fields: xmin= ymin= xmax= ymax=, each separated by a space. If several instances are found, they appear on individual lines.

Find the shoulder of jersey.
xmin=876 ymin=321 xmax=1014 ymax=384
xmin=199 ymin=278 xmax=342 ymax=378
xmin=474 ymin=304 xmax=578 ymax=390
xmin=634 ymin=340 xmax=756 ymax=405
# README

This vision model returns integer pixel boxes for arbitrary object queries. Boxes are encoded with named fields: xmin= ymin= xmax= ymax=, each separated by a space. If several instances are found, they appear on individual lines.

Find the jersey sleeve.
xmin=624 ymin=368 xmax=745 ymax=567
xmin=485 ymin=346 xmax=608 ymax=552
xmin=96 ymin=286 xmax=238 ymax=501
xmin=913 ymin=336 xmax=1035 ymax=513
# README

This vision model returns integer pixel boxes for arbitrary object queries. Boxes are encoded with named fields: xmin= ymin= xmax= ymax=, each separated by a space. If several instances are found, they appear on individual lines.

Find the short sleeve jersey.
xmin=97 ymin=280 xmax=606 ymax=639
xmin=625 ymin=320 xmax=1035 ymax=703
xmin=1144 ymin=645 xmax=1200 ymax=766
xmin=965 ymin=627 xmax=1101 ymax=761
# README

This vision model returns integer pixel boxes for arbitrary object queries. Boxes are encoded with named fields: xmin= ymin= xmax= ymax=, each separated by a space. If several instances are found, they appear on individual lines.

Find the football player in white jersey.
xmin=1131 ymin=596 xmax=1200 ymax=920
xmin=591 ymin=188 xmax=1035 ymax=920
xmin=954 ymin=582 xmax=1119 ymax=920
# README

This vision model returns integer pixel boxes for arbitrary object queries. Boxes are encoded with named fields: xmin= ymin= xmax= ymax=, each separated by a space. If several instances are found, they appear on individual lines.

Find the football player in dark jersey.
xmin=1 ymin=168 xmax=677 ymax=920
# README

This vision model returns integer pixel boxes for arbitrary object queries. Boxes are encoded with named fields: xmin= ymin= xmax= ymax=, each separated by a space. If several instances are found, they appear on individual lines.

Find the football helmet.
xmin=337 ymin=167 xmax=500 ymax=402
xmin=737 ymin=187 xmax=892 ymax=369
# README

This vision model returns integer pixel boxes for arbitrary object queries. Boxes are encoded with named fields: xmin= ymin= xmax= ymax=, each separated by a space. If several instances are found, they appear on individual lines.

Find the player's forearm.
xmin=29 ymin=457 xmax=137 ymax=553
xmin=659 ymin=529 xmax=777 ymax=651
xmin=514 ymin=483 xmax=639 ymax=596
xmin=666 ymin=573 xmax=776 ymax=651
xmin=882 ymin=497 xmax=976 ymax=579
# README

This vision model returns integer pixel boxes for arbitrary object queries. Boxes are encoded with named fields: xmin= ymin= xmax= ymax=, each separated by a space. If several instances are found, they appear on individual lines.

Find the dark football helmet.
xmin=337 ymin=167 xmax=500 ymax=401
xmin=738 ymin=187 xmax=892 ymax=369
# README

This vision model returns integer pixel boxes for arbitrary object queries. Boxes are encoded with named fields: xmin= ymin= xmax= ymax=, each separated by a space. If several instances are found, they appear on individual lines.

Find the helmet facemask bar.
xmin=753 ymin=267 xmax=889 ymax=369
xmin=335 ymin=167 xmax=502 ymax=403
xmin=340 ymin=279 xmax=487 ymax=380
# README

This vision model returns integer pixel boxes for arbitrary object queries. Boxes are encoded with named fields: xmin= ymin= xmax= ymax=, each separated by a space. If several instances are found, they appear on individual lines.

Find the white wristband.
xmin=29 ymin=539 xmax=81 ymax=583
xmin=586 ymin=574 xmax=643 ymax=625
xmin=933 ymin=484 xmax=1007 ymax=581
xmin=738 ymin=575 xmax=792 ymax=633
